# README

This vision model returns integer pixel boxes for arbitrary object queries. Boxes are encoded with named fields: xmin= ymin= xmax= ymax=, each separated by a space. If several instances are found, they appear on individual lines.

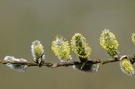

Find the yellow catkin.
xmin=52 ymin=36 xmax=70 ymax=61
xmin=120 ymin=58 xmax=134 ymax=76
xmin=31 ymin=40 xmax=45 ymax=64
xmin=71 ymin=33 xmax=91 ymax=58
xmin=34 ymin=44 xmax=43 ymax=58
xmin=100 ymin=29 xmax=119 ymax=56
xmin=132 ymin=33 xmax=135 ymax=46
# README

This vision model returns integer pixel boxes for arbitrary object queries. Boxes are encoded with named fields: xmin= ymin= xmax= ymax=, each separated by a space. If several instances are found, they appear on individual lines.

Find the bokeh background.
xmin=0 ymin=0 xmax=135 ymax=89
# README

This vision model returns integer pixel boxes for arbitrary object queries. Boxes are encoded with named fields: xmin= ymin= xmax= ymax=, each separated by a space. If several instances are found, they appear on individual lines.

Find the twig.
xmin=0 ymin=54 xmax=135 ymax=68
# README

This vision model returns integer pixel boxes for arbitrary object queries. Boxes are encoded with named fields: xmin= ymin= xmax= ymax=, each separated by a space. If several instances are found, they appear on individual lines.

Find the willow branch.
xmin=0 ymin=54 xmax=135 ymax=68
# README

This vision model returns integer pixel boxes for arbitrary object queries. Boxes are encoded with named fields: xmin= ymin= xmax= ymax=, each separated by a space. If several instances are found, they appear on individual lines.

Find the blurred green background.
xmin=0 ymin=0 xmax=135 ymax=89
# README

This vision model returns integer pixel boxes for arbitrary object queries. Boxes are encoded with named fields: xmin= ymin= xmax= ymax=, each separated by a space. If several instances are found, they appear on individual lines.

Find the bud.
xmin=119 ymin=57 xmax=134 ymax=76
xmin=100 ymin=29 xmax=119 ymax=56
xmin=31 ymin=40 xmax=45 ymax=66
xmin=52 ymin=35 xmax=70 ymax=62
xmin=71 ymin=33 xmax=91 ymax=58
xmin=73 ymin=59 xmax=100 ymax=72
xmin=4 ymin=56 xmax=28 ymax=72
xmin=132 ymin=33 xmax=135 ymax=46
